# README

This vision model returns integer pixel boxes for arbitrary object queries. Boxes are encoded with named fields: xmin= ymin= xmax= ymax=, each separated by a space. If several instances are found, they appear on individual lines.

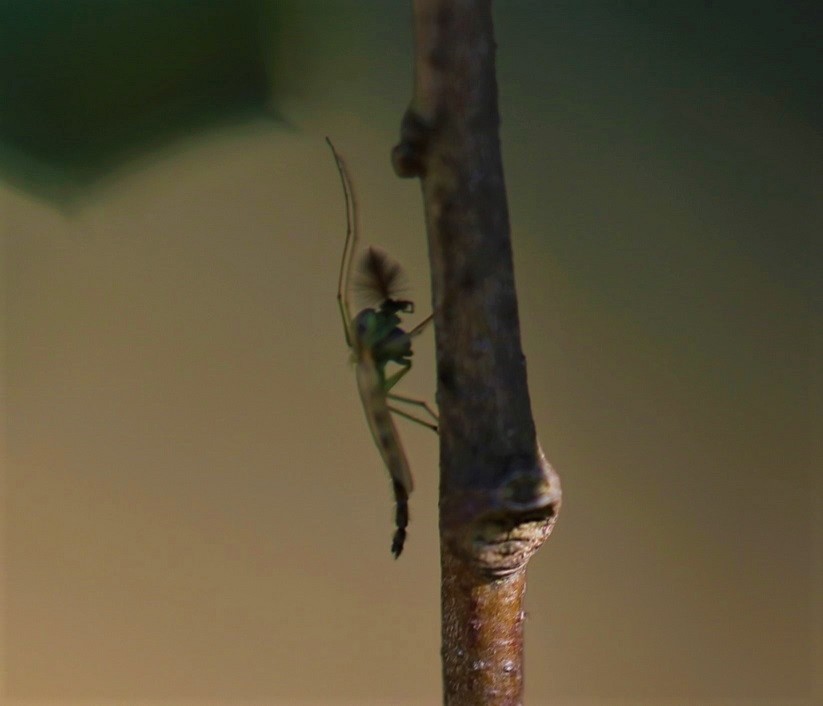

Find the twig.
xmin=392 ymin=1 xmax=562 ymax=703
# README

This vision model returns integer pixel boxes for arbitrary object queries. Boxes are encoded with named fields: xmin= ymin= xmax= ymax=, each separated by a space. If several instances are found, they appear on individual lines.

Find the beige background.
xmin=2 ymin=3 xmax=821 ymax=704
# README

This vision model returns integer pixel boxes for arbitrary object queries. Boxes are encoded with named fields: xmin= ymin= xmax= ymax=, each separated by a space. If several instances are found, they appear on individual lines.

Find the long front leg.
xmin=328 ymin=137 xmax=358 ymax=349
xmin=407 ymin=313 xmax=433 ymax=338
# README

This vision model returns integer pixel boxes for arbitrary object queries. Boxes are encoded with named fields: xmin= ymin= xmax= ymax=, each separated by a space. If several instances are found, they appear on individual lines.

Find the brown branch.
xmin=392 ymin=1 xmax=562 ymax=703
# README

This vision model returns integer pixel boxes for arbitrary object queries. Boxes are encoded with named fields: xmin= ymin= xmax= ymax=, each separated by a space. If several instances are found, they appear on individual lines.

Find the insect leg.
xmin=327 ymin=137 xmax=358 ymax=349
xmin=383 ymin=360 xmax=412 ymax=393
xmin=407 ymin=313 xmax=433 ymax=338
xmin=388 ymin=404 xmax=438 ymax=433
xmin=388 ymin=392 xmax=439 ymax=420
xmin=384 ymin=364 xmax=439 ymax=432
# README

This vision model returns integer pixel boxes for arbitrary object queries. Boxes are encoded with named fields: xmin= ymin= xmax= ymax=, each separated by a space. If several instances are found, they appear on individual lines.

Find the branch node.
xmin=445 ymin=443 xmax=562 ymax=578
xmin=391 ymin=109 xmax=434 ymax=178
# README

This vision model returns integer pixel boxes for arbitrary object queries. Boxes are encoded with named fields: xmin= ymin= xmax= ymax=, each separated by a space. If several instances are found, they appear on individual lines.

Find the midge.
xmin=327 ymin=137 xmax=438 ymax=558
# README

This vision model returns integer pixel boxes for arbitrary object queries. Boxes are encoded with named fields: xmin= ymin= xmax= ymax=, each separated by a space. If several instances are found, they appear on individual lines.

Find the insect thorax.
xmin=352 ymin=305 xmax=413 ymax=366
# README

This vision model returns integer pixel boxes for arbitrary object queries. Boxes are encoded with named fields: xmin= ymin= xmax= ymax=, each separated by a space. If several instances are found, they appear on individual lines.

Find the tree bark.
xmin=392 ymin=1 xmax=562 ymax=704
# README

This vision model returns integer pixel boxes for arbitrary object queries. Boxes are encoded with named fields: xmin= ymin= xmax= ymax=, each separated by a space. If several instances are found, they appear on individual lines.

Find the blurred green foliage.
xmin=0 ymin=0 xmax=275 ymax=195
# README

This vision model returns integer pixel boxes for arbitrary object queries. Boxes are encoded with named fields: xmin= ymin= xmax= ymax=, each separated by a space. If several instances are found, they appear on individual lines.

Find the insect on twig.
xmin=327 ymin=137 xmax=438 ymax=558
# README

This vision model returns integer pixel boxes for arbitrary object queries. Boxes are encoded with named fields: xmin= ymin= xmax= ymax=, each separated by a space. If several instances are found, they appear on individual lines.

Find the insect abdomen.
xmin=355 ymin=358 xmax=414 ymax=557
xmin=390 ymin=480 xmax=409 ymax=559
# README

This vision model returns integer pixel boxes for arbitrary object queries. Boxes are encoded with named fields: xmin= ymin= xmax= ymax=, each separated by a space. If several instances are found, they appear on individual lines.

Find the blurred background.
xmin=1 ymin=1 xmax=820 ymax=704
